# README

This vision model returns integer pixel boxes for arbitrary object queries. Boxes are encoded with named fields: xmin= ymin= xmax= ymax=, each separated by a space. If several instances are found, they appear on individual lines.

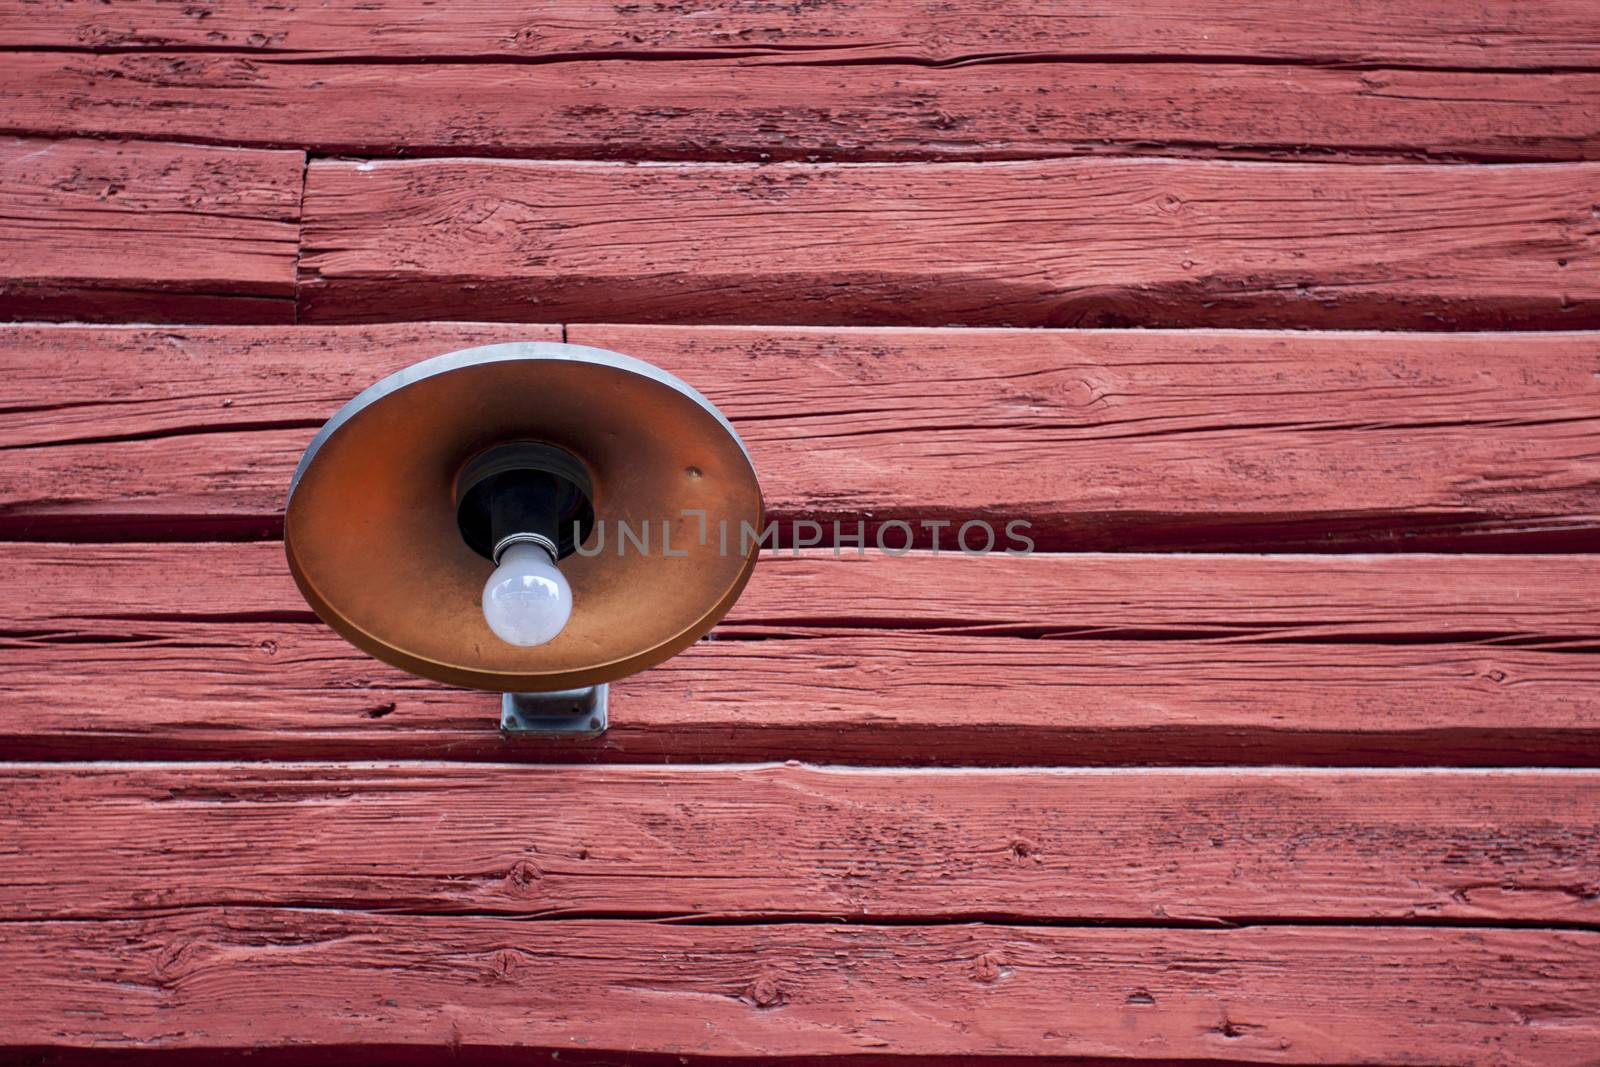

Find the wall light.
xmin=285 ymin=343 xmax=763 ymax=737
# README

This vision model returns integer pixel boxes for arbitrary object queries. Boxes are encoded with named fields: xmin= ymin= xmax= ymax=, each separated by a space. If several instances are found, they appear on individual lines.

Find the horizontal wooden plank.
xmin=571 ymin=324 xmax=1600 ymax=550
xmin=0 ymin=323 xmax=564 ymax=540
xmin=5 ymin=53 xmax=1599 ymax=164
xmin=6 ymin=0 xmax=1598 ymax=68
xmin=5 ymin=543 xmax=1597 ymax=764
xmin=5 ymin=324 xmax=1599 ymax=550
xmin=4 ymin=764 xmax=1597 ymax=924
xmin=30 ymin=545 xmax=1598 ymax=640
xmin=299 ymin=159 xmax=1600 ymax=329
xmin=3 ymin=909 xmax=1596 ymax=1064
xmin=11 ymin=621 xmax=1600 ymax=765
xmin=0 ymin=137 xmax=302 ymax=323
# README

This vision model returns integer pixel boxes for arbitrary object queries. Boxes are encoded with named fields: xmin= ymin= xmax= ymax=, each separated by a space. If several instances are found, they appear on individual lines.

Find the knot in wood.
xmin=973 ymin=952 xmax=1007 ymax=983
xmin=748 ymin=975 xmax=784 ymax=1008
xmin=152 ymin=937 xmax=203 ymax=987
xmin=491 ymin=948 xmax=523 ymax=983
xmin=506 ymin=859 xmax=543 ymax=889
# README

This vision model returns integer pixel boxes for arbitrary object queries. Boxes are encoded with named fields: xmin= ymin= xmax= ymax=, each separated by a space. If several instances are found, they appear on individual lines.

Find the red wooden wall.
xmin=2 ymin=1 xmax=1599 ymax=1063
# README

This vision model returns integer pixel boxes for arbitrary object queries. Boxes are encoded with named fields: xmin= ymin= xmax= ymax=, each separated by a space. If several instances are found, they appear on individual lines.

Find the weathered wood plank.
xmin=4 ymin=764 xmax=1597 ymax=924
xmin=5 ymin=543 xmax=1597 ymax=765
xmin=3 ymin=909 xmax=1596 ymax=1064
xmin=5 ymin=52 xmax=1599 ymax=164
xmin=0 ymin=323 xmax=554 ymax=450
xmin=571 ymin=324 xmax=1600 ymax=549
xmin=299 ymin=159 xmax=1600 ymax=329
xmin=14 ymin=620 xmax=1600 ymax=765
xmin=0 ymin=323 xmax=561 ymax=540
xmin=0 ymin=137 xmax=302 ymax=323
xmin=6 ymin=0 xmax=1598 ymax=68
xmin=29 ymin=544 xmax=1596 ymax=640
xmin=5 ymin=324 xmax=1598 ymax=549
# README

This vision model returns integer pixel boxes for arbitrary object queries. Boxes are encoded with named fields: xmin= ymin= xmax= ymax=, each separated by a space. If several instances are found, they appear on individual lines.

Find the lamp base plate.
xmin=501 ymin=685 xmax=608 ymax=737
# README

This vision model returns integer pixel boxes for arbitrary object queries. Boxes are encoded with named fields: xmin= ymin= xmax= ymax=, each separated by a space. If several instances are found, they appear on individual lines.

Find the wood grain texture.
xmin=0 ymin=323 xmax=559 ymax=541
xmin=28 ymin=544 xmax=1598 ymax=640
xmin=4 ymin=763 xmax=1597 ymax=924
xmin=573 ymin=324 xmax=1600 ymax=550
xmin=5 ymin=543 xmax=1597 ymax=765
xmin=0 ymin=137 xmax=302 ymax=323
xmin=4 ymin=52 xmax=1599 ymax=164
xmin=3 ymin=909 xmax=1596 ymax=1065
xmin=13 ymin=626 xmax=1600 ymax=766
xmin=6 ymin=324 xmax=1599 ymax=550
xmin=6 ymin=5 xmax=1599 ymax=1063
xmin=299 ymin=158 xmax=1600 ymax=330
xmin=5 ymin=0 xmax=1598 ymax=68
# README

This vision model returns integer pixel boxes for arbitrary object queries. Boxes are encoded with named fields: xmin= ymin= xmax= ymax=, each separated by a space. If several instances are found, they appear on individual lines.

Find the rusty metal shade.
xmin=285 ymin=342 xmax=762 ymax=692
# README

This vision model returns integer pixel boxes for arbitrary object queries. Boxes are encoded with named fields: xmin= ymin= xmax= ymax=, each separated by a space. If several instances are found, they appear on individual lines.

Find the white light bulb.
xmin=482 ymin=542 xmax=571 ymax=647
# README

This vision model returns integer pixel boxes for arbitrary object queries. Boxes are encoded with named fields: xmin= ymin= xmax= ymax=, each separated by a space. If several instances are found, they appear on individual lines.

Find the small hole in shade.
xmin=589 ymin=717 xmax=601 ymax=730
xmin=685 ymin=466 xmax=703 ymax=479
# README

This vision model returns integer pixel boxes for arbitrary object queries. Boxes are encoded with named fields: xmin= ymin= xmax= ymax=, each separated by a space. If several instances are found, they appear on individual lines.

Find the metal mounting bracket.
xmin=501 ymin=685 xmax=608 ymax=737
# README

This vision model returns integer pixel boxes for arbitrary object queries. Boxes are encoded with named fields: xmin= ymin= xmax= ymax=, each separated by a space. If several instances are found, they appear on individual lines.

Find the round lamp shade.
xmin=285 ymin=342 xmax=763 ymax=692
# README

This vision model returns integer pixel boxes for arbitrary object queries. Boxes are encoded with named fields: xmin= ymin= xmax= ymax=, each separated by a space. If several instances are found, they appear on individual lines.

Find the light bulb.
xmin=482 ymin=541 xmax=571 ymax=647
